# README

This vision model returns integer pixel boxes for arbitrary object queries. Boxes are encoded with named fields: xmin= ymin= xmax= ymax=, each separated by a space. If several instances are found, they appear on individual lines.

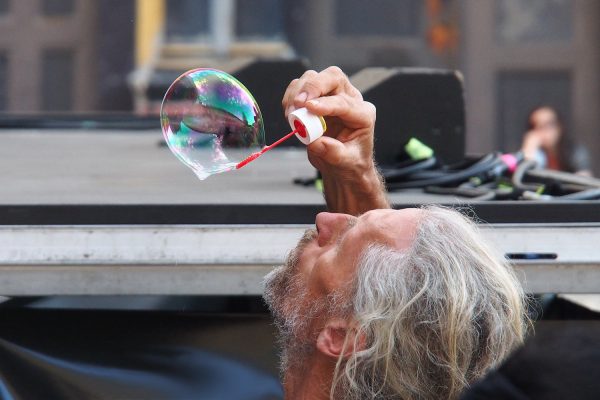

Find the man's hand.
xmin=282 ymin=66 xmax=390 ymax=215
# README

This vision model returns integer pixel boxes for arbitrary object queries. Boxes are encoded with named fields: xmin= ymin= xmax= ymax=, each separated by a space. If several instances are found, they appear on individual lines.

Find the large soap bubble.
xmin=161 ymin=68 xmax=265 ymax=180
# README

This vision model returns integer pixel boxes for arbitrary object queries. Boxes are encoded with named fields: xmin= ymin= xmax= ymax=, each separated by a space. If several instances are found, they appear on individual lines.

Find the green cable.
xmin=405 ymin=137 xmax=434 ymax=161
xmin=315 ymin=178 xmax=324 ymax=193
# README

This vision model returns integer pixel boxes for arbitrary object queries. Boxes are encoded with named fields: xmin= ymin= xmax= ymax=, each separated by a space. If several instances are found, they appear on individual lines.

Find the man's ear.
xmin=316 ymin=318 xmax=364 ymax=359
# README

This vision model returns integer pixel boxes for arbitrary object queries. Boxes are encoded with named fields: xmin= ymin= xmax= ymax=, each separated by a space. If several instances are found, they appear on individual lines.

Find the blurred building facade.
xmin=0 ymin=0 xmax=598 ymax=171
xmin=286 ymin=0 xmax=600 ymax=160
xmin=0 ymin=0 xmax=135 ymax=112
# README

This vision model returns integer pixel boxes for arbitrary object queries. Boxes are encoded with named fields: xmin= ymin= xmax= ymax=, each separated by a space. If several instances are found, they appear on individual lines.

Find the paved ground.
xmin=0 ymin=130 xmax=455 ymax=205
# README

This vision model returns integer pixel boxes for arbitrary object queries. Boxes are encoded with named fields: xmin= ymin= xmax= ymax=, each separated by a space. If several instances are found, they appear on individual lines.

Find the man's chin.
xmin=262 ymin=229 xmax=319 ymax=372
xmin=263 ymin=264 xmax=314 ymax=370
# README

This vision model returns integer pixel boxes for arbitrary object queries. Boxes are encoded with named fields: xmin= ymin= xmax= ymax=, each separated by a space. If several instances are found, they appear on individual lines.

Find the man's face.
xmin=263 ymin=208 xmax=421 ymax=369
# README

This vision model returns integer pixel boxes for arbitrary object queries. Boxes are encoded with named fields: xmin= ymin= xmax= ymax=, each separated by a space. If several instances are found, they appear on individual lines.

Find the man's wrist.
xmin=321 ymin=163 xmax=390 ymax=215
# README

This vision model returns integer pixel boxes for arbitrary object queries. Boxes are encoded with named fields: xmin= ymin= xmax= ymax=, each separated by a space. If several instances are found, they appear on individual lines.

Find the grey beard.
xmin=263 ymin=228 xmax=353 ymax=379
xmin=263 ymin=229 xmax=319 ymax=374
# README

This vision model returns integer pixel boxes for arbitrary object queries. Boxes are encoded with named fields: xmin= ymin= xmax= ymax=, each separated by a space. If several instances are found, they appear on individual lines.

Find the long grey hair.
xmin=333 ymin=206 xmax=529 ymax=399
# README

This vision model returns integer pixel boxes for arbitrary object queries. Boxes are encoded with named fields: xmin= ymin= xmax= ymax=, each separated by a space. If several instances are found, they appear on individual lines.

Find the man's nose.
xmin=315 ymin=212 xmax=352 ymax=246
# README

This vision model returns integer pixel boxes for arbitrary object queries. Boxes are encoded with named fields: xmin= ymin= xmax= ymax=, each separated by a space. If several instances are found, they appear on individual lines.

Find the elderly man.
xmin=263 ymin=67 xmax=528 ymax=399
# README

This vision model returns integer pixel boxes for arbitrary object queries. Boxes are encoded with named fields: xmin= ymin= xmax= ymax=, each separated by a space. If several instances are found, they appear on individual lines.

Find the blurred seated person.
xmin=267 ymin=67 xmax=529 ymax=399
xmin=521 ymin=106 xmax=592 ymax=176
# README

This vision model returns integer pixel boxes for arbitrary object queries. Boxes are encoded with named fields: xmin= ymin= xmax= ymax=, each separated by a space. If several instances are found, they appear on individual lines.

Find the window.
xmin=0 ymin=0 xmax=9 ymax=15
xmin=335 ymin=0 xmax=422 ymax=37
xmin=0 ymin=52 xmax=7 ymax=110
xmin=166 ymin=0 xmax=210 ymax=41
xmin=495 ymin=0 xmax=573 ymax=43
xmin=42 ymin=0 xmax=75 ymax=16
xmin=42 ymin=49 xmax=74 ymax=111
xmin=236 ymin=0 xmax=283 ymax=39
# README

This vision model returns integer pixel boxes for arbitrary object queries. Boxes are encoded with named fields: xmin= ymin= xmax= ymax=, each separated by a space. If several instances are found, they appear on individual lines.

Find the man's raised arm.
xmin=281 ymin=66 xmax=390 ymax=215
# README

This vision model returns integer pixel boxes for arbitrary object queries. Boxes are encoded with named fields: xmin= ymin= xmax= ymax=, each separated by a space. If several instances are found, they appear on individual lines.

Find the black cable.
xmin=524 ymin=169 xmax=600 ymax=189
xmin=555 ymin=188 xmax=600 ymax=200
xmin=424 ymin=185 xmax=493 ymax=199
xmin=386 ymin=153 xmax=504 ymax=190
xmin=512 ymin=159 xmax=541 ymax=192
xmin=380 ymin=157 xmax=438 ymax=180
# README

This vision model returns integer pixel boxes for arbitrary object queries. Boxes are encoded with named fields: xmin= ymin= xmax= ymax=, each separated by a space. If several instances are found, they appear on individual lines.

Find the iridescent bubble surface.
xmin=161 ymin=68 xmax=265 ymax=180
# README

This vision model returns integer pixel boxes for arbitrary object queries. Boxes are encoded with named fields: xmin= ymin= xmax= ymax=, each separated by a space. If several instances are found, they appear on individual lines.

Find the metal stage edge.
xmin=1 ymin=220 xmax=600 ymax=295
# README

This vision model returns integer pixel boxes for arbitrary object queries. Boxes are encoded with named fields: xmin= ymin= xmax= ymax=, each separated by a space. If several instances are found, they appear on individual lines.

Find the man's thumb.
xmin=307 ymin=136 xmax=346 ymax=165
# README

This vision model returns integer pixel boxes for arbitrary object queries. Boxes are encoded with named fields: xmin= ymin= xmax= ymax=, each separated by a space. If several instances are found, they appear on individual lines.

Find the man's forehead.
xmin=360 ymin=208 xmax=422 ymax=224
xmin=359 ymin=208 xmax=422 ymax=250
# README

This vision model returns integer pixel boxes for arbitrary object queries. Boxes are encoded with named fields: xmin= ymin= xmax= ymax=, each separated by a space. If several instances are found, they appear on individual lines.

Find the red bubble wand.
xmin=235 ymin=120 xmax=309 ymax=169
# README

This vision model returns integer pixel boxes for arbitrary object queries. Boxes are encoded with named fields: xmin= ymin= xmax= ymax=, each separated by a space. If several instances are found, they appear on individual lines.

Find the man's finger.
xmin=293 ymin=66 xmax=350 ymax=108
xmin=305 ymin=95 xmax=375 ymax=130
xmin=320 ymin=66 xmax=362 ymax=100
xmin=292 ymin=70 xmax=318 ymax=108
xmin=307 ymin=136 xmax=348 ymax=166
xmin=282 ymin=78 xmax=300 ymax=117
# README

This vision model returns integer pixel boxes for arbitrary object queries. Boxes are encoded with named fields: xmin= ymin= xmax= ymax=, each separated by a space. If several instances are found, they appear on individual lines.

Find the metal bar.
xmin=0 ymin=264 xmax=270 ymax=296
xmin=0 ymin=263 xmax=597 ymax=296
xmin=516 ymin=263 xmax=600 ymax=294
xmin=0 ymin=225 xmax=304 ymax=265
xmin=1 ymin=224 xmax=599 ymax=264
xmin=0 ymin=224 xmax=599 ymax=295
